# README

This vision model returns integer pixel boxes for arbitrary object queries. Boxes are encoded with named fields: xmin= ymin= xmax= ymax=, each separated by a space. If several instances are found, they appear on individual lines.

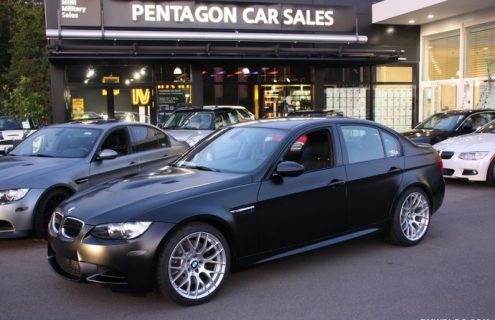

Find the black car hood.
xmin=401 ymin=129 xmax=448 ymax=144
xmin=0 ymin=156 xmax=83 ymax=189
xmin=59 ymin=166 xmax=250 ymax=225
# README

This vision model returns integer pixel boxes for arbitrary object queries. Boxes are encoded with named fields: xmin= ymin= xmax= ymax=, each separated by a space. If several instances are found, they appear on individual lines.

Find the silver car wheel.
xmin=168 ymin=232 xmax=227 ymax=300
xmin=399 ymin=192 xmax=430 ymax=241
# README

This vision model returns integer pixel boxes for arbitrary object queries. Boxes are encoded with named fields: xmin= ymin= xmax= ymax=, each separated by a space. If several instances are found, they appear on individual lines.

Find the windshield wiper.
xmin=182 ymin=164 xmax=220 ymax=172
xmin=29 ymin=153 xmax=56 ymax=158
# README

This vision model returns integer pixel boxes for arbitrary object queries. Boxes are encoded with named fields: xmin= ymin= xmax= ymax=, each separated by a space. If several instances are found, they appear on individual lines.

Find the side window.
xmin=129 ymin=126 xmax=169 ymax=152
xmin=340 ymin=126 xmax=385 ymax=164
xmin=466 ymin=113 xmax=495 ymax=130
xmin=283 ymin=129 xmax=333 ymax=172
xmin=381 ymin=131 xmax=401 ymax=158
xmin=215 ymin=113 xmax=227 ymax=129
xmin=101 ymin=128 xmax=129 ymax=156
xmin=225 ymin=111 xmax=239 ymax=125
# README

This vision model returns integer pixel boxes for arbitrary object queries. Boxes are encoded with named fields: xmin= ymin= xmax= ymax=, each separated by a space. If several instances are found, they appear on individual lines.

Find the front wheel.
xmin=389 ymin=188 xmax=431 ymax=246
xmin=34 ymin=189 xmax=72 ymax=238
xmin=156 ymin=222 xmax=230 ymax=306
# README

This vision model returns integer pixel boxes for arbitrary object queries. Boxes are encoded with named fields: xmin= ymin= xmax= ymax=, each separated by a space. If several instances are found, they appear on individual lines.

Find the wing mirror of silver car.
xmin=97 ymin=149 xmax=119 ymax=160
xmin=275 ymin=161 xmax=304 ymax=178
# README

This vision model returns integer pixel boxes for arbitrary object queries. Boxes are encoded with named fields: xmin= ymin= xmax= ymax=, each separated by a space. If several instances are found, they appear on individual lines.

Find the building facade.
xmin=373 ymin=0 xmax=495 ymax=122
xmin=45 ymin=0 xmax=420 ymax=131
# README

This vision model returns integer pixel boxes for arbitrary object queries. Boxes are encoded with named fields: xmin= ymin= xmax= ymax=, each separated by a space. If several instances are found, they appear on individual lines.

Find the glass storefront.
xmin=423 ymin=32 xmax=460 ymax=82
xmin=65 ymin=64 xmax=192 ymax=124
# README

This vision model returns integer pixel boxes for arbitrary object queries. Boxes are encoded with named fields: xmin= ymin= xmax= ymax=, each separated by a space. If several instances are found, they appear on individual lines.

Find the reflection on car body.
xmin=48 ymin=118 xmax=445 ymax=306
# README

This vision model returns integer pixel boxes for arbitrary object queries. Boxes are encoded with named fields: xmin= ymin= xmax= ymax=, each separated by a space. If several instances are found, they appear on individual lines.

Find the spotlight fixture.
xmin=86 ymin=68 xmax=95 ymax=78
xmin=173 ymin=67 xmax=183 ymax=75
xmin=84 ymin=79 xmax=89 ymax=84
xmin=242 ymin=67 xmax=250 ymax=75
xmin=125 ymin=79 xmax=130 ymax=85
xmin=408 ymin=19 xmax=415 ymax=24
xmin=140 ymin=67 xmax=146 ymax=75
xmin=427 ymin=14 xmax=434 ymax=19
xmin=133 ymin=72 xmax=141 ymax=80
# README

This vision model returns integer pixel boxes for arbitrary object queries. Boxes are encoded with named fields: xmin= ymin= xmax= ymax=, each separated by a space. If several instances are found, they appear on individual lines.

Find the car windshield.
xmin=416 ymin=113 xmax=464 ymax=131
xmin=162 ymin=111 xmax=213 ymax=130
xmin=478 ymin=120 xmax=495 ymax=133
xmin=10 ymin=127 xmax=102 ymax=158
xmin=175 ymin=127 xmax=287 ymax=173
xmin=0 ymin=117 xmax=23 ymax=130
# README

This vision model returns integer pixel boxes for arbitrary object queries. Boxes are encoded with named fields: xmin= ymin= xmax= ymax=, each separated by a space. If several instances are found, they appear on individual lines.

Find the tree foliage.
xmin=0 ymin=1 xmax=50 ymax=123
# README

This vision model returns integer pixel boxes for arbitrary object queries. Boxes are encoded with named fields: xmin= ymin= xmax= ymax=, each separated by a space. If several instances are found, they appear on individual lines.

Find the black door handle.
xmin=328 ymin=179 xmax=345 ymax=187
xmin=388 ymin=167 xmax=402 ymax=174
xmin=129 ymin=161 xmax=137 ymax=165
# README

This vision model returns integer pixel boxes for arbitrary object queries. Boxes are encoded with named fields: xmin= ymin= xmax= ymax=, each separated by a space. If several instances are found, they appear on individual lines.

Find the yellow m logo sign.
xmin=132 ymin=89 xmax=151 ymax=105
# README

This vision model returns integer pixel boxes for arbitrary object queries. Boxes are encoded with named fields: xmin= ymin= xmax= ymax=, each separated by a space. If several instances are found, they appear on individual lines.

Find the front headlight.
xmin=91 ymin=222 xmax=152 ymax=240
xmin=458 ymin=151 xmax=489 ymax=160
xmin=0 ymin=188 xmax=29 ymax=203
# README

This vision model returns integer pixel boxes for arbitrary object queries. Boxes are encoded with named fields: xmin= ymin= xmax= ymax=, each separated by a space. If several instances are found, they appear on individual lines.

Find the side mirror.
xmin=275 ymin=161 xmax=304 ymax=178
xmin=96 ymin=149 xmax=118 ymax=160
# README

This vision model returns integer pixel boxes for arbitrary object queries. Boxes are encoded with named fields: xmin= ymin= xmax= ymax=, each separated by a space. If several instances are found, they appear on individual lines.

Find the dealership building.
xmin=44 ymin=0 xmax=494 ymax=130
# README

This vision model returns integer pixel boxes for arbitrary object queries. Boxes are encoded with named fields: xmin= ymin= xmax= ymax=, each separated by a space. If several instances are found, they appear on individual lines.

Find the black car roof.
xmin=433 ymin=109 xmax=495 ymax=116
xmin=233 ymin=117 xmax=384 ymax=131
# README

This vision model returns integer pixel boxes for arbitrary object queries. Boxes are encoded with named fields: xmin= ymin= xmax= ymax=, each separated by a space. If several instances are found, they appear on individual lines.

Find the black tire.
xmin=389 ymin=187 xmax=431 ymax=247
xmin=487 ymin=159 xmax=495 ymax=187
xmin=156 ymin=222 xmax=230 ymax=306
xmin=34 ymin=189 xmax=72 ymax=238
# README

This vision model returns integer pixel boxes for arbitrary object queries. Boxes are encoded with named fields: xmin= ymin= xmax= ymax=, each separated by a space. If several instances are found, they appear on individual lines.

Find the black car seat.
xmin=300 ymin=133 xmax=332 ymax=171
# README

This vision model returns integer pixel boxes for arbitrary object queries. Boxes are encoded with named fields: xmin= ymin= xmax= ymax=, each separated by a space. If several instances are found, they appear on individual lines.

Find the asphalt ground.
xmin=1 ymin=180 xmax=494 ymax=320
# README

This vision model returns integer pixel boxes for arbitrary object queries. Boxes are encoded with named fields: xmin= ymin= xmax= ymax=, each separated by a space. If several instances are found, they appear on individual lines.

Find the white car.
xmin=434 ymin=120 xmax=495 ymax=185
xmin=0 ymin=117 xmax=38 ymax=155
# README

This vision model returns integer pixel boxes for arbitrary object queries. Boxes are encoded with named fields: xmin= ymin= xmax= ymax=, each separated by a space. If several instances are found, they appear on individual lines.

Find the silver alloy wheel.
xmin=168 ymin=232 xmax=227 ymax=300
xmin=399 ymin=192 xmax=430 ymax=241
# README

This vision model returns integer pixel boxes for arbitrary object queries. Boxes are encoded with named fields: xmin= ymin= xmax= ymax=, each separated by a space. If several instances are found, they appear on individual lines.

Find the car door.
xmin=339 ymin=125 xmax=404 ymax=229
xmin=128 ymin=125 xmax=184 ymax=172
xmin=257 ymin=127 xmax=348 ymax=252
xmin=88 ymin=126 xmax=140 ymax=186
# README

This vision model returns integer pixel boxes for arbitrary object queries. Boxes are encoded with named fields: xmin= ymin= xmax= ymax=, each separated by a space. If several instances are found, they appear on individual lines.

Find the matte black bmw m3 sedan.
xmin=48 ymin=118 xmax=445 ymax=305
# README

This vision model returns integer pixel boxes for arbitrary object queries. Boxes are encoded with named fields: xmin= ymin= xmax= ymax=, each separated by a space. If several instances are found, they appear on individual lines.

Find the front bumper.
xmin=441 ymin=155 xmax=492 ymax=182
xmin=0 ymin=189 xmax=45 ymax=238
xmin=47 ymin=220 xmax=175 ymax=292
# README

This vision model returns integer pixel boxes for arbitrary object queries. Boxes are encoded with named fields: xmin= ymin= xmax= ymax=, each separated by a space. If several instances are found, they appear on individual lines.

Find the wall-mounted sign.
xmin=57 ymin=1 xmax=356 ymax=33
xmin=101 ymin=76 xmax=120 ymax=96
xmin=132 ymin=89 xmax=151 ymax=105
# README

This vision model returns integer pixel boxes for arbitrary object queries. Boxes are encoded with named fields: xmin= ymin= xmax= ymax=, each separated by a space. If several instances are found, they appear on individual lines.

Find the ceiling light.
xmin=427 ymin=14 xmax=434 ymax=19
xmin=125 ymin=79 xmax=130 ymax=85
xmin=483 ymin=47 xmax=489 ymax=50
xmin=408 ymin=19 xmax=415 ymax=24
xmin=242 ymin=67 xmax=250 ymax=75
xmin=133 ymin=72 xmax=142 ymax=80
xmin=386 ymin=27 xmax=395 ymax=34
xmin=286 ymin=78 xmax=291 ymax=83
xmin=140 ymin=67 xmax=146 ymax=75
xmin=86 ymin=68 xmax=95 ymax=78
xmin=84 ymin=79 xmax=89 ymax=84
xmin=173 ymin=67 xmax=183 ymax=75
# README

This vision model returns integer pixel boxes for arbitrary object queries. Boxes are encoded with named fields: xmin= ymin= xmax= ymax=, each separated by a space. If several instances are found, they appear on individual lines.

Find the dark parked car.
xmin=48 ymin=118 xmax=445 ymax=305
xmin=402 ymin=109 xmax=495 ymax=145
xmin=0 ymin=120 xmax=187 ymax=238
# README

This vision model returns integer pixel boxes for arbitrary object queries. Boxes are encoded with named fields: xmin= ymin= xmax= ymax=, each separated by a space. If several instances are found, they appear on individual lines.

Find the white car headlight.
xmin=458 ymin=151 xmax=489 ymax=160
xmin=0 ymin=188 xmax=29 ymax=203
xmin=91 ymin=222 xmax=152 ymax=240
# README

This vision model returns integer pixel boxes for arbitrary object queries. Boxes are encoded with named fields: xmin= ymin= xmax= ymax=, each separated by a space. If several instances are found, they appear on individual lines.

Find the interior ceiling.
xmin=373 ymin=0 xmax=495 ymax=25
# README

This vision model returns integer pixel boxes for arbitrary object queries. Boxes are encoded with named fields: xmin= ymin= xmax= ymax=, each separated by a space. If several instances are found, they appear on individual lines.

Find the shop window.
xmin=440 ymin=84 xmax=457 ymax=111
xmin=323 ymin=67 xmax=370 ymax=83
xmin=325 ymin=86 xmax=367 ymax=119
xmin=154 ymin=64 xmax=191 ymax=83
xmin=424 ymin=32 xmax=460 ymax=81
xmin=466 ymin=23 xmax=495 ymax=78
xmin=375 ymin=66 xmax=413 ymax=83
xmin=373 ymin=85 xmax=414 ymax=132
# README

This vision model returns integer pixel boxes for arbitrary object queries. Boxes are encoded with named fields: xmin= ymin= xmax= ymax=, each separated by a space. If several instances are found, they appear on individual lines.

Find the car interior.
xmin=284 ymin=130 xmax=333 ymax=171
xmin=101 ymin=129 xmax=129 ymax=156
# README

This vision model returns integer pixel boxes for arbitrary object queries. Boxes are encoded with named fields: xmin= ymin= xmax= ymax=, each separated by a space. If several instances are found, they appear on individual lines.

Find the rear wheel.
xmin=389 ymin=188 xmax=431 ymax=246
xmin=487 ymin=159 xmax=495 ymax=187
xmin=34 ymin=189 xmax=71 ymax=238
xmin=156 ymin=222 xmax=230 ymax=306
